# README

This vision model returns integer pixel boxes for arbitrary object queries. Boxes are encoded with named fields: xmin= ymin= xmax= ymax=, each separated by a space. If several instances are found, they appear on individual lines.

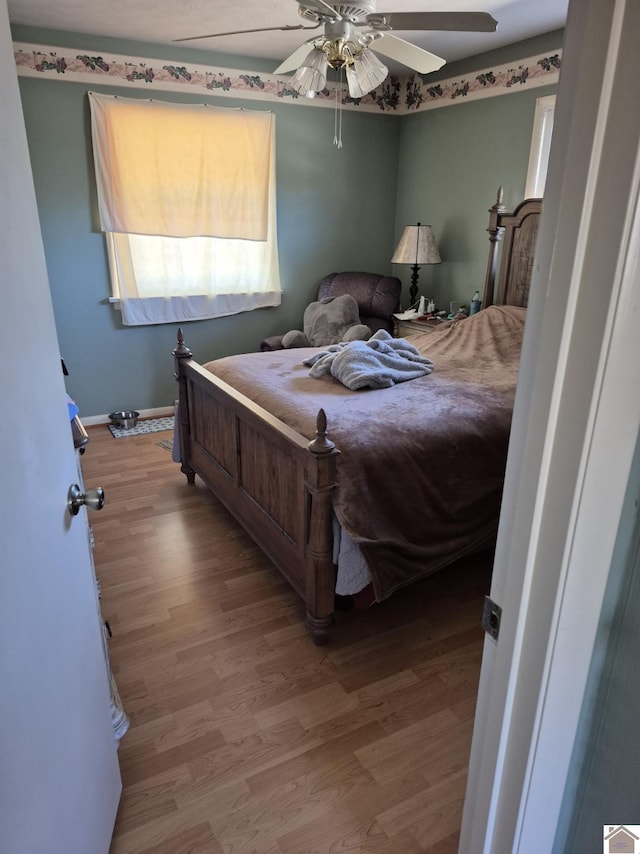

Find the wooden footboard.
xmin=173 ymin=330 xmax=339 ymax=644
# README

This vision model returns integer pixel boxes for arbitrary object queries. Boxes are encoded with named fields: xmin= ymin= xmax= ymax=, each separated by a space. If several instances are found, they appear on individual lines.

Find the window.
xmin=88 ymin=93 xmax=281 ymax=326
xmin=525 ymin=94 xmax=556 ymax=198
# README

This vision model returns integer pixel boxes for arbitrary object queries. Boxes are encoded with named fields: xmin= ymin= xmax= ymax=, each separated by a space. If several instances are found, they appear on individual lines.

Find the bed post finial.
xmin=173 ymin=328 xmax=192 ymax=365
xmin=308 ymin=409 xmax=336 ymax=455
xmin=174 ymin=328 xmax=192 ymax=359
xmin=172 ymin=327 xmax=193 ymax=380
xmin=491 ymin=186 xmax=506 ymax=214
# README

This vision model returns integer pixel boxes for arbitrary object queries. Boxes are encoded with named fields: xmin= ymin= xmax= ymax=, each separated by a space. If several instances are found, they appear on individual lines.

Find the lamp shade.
xmin=292 ymin=48 xmax=328 ymax=96
xmin=346 ymin=49 xmax=389 ymax=98
xmin=391 ymin=223 xmax=441 ymax=266
xmin=391 ymin=223 xmax=441 ymax=307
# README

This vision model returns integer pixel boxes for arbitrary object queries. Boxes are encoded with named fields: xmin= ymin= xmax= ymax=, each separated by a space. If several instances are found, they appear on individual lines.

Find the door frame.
xmin=460 ymin=0 xmax=640 ymax=850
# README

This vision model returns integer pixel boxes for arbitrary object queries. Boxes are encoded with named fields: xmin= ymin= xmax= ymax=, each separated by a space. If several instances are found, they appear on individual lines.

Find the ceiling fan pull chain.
xmin=333 ymin=71 xmax=343 ymax=149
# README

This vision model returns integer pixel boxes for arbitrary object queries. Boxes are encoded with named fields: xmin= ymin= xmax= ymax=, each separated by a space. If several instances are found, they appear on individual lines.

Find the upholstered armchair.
xmin=259 ymin=271 xmax=402 ymax=352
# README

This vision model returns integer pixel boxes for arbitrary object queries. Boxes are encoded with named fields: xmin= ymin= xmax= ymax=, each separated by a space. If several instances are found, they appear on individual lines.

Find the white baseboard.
xmin=82 ymin=405 xmax=176 ymax=426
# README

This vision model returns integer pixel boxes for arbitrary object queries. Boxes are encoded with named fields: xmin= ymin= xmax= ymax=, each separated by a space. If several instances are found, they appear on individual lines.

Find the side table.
xmin=394 ymin=317 xmax=445 ymax=340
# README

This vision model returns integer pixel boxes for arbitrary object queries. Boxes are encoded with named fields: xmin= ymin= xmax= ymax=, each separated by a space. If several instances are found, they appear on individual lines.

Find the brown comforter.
xmin=203 ymin=305 xmax=526 ymax=601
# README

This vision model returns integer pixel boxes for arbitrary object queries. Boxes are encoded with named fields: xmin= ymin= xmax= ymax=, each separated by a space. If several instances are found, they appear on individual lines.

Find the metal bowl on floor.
xmin=109 ymin=410 xmax=140 ymax=429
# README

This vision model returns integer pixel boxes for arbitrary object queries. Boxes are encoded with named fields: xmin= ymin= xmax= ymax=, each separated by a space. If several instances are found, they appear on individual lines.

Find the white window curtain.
xmin=88 ymin=92 xmax=281 ymax=326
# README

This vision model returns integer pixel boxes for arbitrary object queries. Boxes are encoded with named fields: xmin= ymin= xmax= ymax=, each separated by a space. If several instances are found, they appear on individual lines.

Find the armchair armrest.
xmin=260 ymin=334 xmax=285 ymax=352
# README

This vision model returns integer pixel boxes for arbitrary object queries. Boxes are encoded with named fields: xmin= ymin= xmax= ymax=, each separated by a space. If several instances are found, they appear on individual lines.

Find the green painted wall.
xmin=393 ymin=86 xmax=558 ymax=310
xmin=14 ymin=26 xmax=400 ymax=416
xmin=13 ymin=25 xmax=562 ymax=416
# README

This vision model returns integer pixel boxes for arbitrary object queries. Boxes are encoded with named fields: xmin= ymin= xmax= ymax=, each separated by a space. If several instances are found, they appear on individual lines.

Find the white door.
xmin=0 ymin=4 xmax=122 ymax=853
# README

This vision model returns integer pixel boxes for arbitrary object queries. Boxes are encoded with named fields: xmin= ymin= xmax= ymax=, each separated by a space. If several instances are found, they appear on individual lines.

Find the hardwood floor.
xmin=81 ymin=425 xmax=491 ymax=854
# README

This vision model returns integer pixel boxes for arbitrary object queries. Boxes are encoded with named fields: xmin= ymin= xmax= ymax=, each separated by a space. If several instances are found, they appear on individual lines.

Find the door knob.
xmin=67 ymin=483 xmax=105 ymax=516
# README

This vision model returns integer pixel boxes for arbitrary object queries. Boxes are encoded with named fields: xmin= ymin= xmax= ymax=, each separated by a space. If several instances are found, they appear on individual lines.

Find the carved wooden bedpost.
xmin=304 ymin=409 xmax=339 ymax=645
xmin=172 ymin=328 xmax=196 ymax=484
xmin=483 ymin=186 xmax=508 ymax=309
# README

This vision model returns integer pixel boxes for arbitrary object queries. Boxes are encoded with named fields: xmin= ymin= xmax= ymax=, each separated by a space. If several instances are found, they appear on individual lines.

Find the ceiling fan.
xmin=176 ymin=0 xmax=498 ymax=100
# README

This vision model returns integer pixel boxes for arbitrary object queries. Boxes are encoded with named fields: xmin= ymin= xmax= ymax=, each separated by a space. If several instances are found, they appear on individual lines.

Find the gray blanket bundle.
xmin=303 ymin=329 xmax=434 ymax=390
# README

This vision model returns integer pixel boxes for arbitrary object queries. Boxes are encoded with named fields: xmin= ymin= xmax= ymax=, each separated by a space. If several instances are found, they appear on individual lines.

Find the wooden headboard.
xmin=482 ymin=187 xmax=542 ymax=309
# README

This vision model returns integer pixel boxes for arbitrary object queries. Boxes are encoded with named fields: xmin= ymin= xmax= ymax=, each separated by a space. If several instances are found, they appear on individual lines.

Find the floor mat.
xmin=108 ymin=416 xmax=174 ymax=438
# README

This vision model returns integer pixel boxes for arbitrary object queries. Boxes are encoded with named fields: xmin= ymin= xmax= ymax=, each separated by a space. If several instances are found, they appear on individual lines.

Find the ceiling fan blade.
xmin=274 ymin=38 xmax=320 ymax=74
xmin=174 ymin=23 xmax=319 ymax=44
xmin=371 ymin=33 xmax=445 ymax=75
xmin=366 ymin=11 xmax=498 ymax=33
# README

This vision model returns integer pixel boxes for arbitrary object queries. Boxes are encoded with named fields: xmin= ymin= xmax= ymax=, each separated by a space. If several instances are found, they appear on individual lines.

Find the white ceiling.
xmin=8 ymin=0 xmax=568 ymax=75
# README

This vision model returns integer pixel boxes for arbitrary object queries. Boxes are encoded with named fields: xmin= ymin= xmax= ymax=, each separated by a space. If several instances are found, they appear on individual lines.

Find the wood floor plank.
xmin=136 ymin=821 xmax=222 ymax=854
xmin=79 ymin=427 xmax=490 ymax=853
xmin=244 ymin=721 xmax=385 ymax=797
xmin=112 ymin=765 xmax=192 ymax=835
xmin=354 ymin=708 xmax=463 ymax=786
xmin=120 ymin=729 xmax=226 ymax=788
xmin=275 ymin=774 xmax=430 ymax=854
xmin=205 ymin=732 xmax=380 ymax=853
xmin=377 ymin=768 xmax=469 ymax=849
xmin=187 ymin=718 xmax=322 ymax=791
xmin=254 ymin=680 xmax=359 ymax=730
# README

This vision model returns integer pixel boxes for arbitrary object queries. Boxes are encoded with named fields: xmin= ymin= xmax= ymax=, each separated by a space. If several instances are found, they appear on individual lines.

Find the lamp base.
xmin=409 ymin=264 xmax=420 ymax=307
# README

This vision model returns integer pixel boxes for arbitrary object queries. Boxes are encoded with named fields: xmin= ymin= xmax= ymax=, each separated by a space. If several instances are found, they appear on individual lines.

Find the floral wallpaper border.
xmin=14 ymin=42 xmax=561 ymax=114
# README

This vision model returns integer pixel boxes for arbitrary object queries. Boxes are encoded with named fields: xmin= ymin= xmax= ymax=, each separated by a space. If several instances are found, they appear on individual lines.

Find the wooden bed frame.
xmin=173 ymin=189 xmax=542 ymax=644
xmin=482 ymin=187 xmax=541 ymax=309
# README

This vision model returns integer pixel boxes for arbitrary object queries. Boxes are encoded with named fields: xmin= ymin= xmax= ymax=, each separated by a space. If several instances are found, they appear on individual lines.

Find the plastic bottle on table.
xmin=470 ymin=290 xmax=482 ymax=315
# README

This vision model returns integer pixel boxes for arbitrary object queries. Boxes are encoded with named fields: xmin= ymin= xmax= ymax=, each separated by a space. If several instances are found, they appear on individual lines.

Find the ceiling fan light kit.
xmin=290 ymin=18 xmax=387 ymax=99
xmin=175 ymin=1 xmax=497 ymax=137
